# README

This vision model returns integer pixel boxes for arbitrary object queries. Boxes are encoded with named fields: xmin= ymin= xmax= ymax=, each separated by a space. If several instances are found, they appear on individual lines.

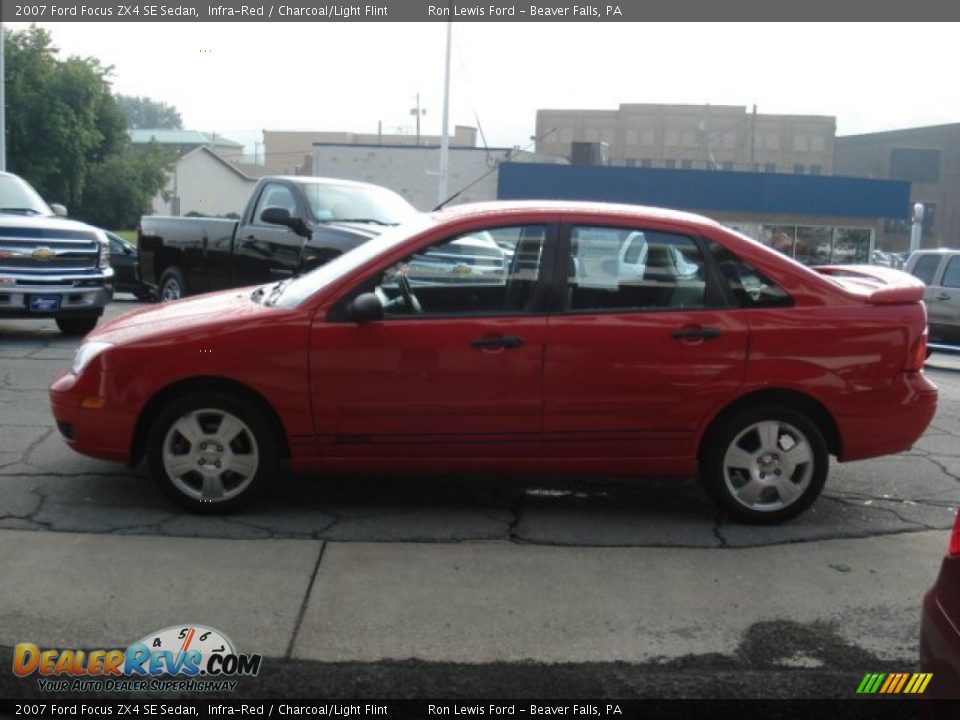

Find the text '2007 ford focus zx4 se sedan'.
xmin=49 ymin=202 xmax=938 ymax=523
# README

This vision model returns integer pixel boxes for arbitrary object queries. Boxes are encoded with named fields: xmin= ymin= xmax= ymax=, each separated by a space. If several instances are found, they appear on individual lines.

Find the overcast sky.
xmin=12 ymin=22 xmax=959 ymax=155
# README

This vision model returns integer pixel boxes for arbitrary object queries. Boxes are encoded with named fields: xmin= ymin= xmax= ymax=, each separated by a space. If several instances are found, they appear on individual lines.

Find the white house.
xmin=150 ymin=146 xmax=267 ymax=217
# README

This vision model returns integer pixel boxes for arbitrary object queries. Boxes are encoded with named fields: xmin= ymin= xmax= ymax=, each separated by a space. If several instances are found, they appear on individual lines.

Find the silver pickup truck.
xmin=0 ymin=171 xmax=113 ymax=335
xmin=905 ymin=248 xmax=960 ymax=347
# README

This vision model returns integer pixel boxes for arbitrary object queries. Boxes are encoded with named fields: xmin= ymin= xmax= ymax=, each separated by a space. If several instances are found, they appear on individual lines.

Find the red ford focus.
xmin=49 ymin=202 xmax=937 ymax=522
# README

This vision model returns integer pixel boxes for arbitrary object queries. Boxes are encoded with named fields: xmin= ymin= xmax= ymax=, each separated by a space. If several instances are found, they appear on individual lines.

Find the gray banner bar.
xmin=1 ymin=0 xmax=957 ymax=21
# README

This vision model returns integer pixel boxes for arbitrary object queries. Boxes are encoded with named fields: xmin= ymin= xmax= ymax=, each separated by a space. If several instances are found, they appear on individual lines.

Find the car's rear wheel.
xmin=147 ymin=392 xmax=278 ymax=513
xmin=159 ymin=267 xmax=187 ymax=302
xmin=700 ymin=405 xmax=828 ymax=524
xmin=55 ymin=316 xmax=98 ymax=336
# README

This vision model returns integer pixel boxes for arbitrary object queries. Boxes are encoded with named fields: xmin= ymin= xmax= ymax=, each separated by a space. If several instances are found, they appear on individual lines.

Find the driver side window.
xmin=375 ymin=225 xmax=548 ymax=318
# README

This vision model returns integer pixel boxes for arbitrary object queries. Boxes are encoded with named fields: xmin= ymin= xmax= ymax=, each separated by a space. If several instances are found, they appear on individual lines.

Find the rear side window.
xmin=941 ymin=257 xmax=960 ymax=288
xmin=565 ymin=227 xmax=709 ymax=312
xmin=709 ymin=244 xmax=793 ymax=308
xmin=910 ymin=254 xmax=942 ymax=286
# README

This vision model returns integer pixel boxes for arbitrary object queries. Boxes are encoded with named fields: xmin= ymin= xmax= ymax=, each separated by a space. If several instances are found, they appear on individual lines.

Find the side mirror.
xmin=261 ymin=207 xmax=310 ymax=238
xmin=50 ymin=203 xmax=68 ymax=217
xmin=350 ymin=292 xmax=384 ymax=323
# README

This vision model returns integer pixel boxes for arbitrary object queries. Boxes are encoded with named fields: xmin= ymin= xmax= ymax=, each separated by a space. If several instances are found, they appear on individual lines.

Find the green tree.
xmin=4 ymin=25 xmax=127 ymax=209
xmin=115 ymin=94 xmax=183 ymax=130
xmin=77 ymin=143 xmax=175 ymax=229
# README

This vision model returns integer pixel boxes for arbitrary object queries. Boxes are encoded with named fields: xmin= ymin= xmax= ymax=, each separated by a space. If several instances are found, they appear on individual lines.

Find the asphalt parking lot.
xmin=1 ymin=296 xmax=959 ymax=699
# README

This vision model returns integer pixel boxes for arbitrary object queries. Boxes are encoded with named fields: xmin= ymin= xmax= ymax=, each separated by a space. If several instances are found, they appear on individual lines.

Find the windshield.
xmin=0 ymin=174 xmax=53 ymax=215
xmin=273 ymin=214 xmax=436 ymax=308
xmin=297 ymin=180 xmax=417 ymax=225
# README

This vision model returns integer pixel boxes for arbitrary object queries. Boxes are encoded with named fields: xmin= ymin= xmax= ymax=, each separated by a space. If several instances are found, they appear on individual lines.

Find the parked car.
xmin=50 ymin=202 xmax=937 ymax=520
xmin=104 ymin=232 xmax=152 ymax=300
xmin=905 ymin=248 xmax=960 ymax=346
xmin=138 ymin=176 xmax=417 ymax=302
xmin=920 ymin=510 xmax=960 ymax=697
xmin=0 ymin=171 xmax=113 ymax=336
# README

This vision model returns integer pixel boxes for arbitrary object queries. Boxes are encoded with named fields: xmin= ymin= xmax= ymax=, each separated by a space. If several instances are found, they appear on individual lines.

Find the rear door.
xmin=544 ymin=223 xmax=749 ymax=464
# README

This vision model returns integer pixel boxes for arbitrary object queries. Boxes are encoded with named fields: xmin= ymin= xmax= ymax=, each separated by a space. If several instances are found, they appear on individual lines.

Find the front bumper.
xmin=0 ymin=277 xmax=113 ymax=318
xmin=49 ymin=370 xmax=134 ymax=463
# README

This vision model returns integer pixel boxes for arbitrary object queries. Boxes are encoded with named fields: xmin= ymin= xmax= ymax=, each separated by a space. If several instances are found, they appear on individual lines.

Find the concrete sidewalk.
xmin=0 ymin=528 xmax=947 ymax=666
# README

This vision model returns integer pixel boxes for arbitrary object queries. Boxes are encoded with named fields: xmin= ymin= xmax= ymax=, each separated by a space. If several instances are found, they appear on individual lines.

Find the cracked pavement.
xmin=1 ymin=298 xmax=958 ymax=546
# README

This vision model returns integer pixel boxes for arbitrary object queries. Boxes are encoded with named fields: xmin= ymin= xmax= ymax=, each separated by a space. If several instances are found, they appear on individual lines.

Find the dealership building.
xmin=496 ymin=163 xmax=912 ymax=265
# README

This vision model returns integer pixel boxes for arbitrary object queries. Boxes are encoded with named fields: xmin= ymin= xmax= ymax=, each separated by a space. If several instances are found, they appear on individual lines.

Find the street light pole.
xmin=0 ymin=23 xmax=6 ymax=172
xmin=909 ymin=202 xmax=924 ymax=254
xmin=438 ymin=22 xmax=451 ymax=205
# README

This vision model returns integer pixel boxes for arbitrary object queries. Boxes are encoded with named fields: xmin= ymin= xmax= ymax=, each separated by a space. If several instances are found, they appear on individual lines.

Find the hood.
xmin=89 ymin=287 xmax=269 ymax=345
xmin=0 ymin=213 xmax=103 ymax=235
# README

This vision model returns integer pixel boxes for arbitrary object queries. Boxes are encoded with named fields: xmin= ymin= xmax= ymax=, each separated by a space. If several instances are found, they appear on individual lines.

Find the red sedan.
xmin=920 ymin=511 xmax=960 ymax=697
xmin=49 ymin=202 xmax=937 ymax=522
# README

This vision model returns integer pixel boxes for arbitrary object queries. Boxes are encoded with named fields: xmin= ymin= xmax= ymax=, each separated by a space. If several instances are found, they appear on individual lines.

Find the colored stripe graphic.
xmin=857 ymin=672 xmax=933 ymax=694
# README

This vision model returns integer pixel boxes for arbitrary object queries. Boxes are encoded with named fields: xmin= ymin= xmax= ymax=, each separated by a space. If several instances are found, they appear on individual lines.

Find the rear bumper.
xmin=836 ymin=371 xmax=937 ymax=461
xmin=920 ymin=558 xmax=960 ymax=698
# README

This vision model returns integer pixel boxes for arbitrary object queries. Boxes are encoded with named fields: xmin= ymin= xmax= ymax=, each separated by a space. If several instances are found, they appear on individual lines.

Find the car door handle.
xmin=269 ymin=268 xmax=294 ymax=277
xmin=470 ymin=335 xmax=523 ymax=350
xmin=935 ymin=293 xmax=951 ymax=301
xmin=671 ymin=326 xmax=722 ymax=341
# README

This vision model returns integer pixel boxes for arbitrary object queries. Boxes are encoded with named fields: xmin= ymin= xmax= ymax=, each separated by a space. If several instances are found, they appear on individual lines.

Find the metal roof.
xmin=128 ymin=129 xmax=244 ymax=148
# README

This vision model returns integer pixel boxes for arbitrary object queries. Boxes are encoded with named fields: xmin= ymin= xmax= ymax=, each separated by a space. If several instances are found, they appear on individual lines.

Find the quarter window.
xmin=566 ymin=227 xmax=708 ymax=312
xmin=709 ymin=244 xmax=793 ymax=308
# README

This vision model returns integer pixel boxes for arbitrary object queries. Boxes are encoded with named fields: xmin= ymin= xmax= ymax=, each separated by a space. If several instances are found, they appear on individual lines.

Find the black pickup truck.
xmin=138 ymin=176 xmax=416 ymax=301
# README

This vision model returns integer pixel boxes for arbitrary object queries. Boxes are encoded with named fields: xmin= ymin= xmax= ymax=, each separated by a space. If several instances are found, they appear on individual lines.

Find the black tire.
xmin=55 ymin=316 xmax=99 ymax=336
xmin=146 ymin=392 xmax=279 ymax=513
xmin=159 ymin=267 xmax=187 ymax=302
xmin=699 ymin=405 xmax=828 ymax=524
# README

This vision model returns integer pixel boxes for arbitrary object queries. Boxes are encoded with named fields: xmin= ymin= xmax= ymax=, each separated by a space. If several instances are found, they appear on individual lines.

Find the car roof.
xmin=430 ymin=200 xmax=723 ymax=229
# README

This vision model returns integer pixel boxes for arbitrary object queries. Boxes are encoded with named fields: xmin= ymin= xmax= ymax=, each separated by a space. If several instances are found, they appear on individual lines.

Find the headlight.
xmin=71 ymin=341 xmax=113 ymax=375
xmin=98 ymin=236 xmax=110 ymax=270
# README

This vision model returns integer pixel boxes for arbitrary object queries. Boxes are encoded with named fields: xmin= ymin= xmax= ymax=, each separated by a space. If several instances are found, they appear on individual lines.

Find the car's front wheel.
xmin=147 ymin=393 xmax=278 ymax=513
xmin=700 ymin=405 xmax=828 ymax=524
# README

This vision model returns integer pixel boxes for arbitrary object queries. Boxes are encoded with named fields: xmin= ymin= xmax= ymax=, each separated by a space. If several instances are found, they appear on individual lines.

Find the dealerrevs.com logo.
xmin=13 ymin=625 xmax=262 ymax=693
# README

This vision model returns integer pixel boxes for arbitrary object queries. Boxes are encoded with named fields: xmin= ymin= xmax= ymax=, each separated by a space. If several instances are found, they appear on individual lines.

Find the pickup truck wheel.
xmin=147 ymin=392 xmax=278 ymax=513
xmin=159 ymin=268 xmax=187 ymax=302
xmin=699 ymin=406 xmax=828 ymax=524
xmin=55 ymin=316 xmax=99 ymax=336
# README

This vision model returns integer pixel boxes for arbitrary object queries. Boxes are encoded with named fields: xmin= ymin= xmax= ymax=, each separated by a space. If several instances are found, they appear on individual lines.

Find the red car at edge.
xmin=921 ymin=510 xmax=960 ymax=697
xmin=49 ymin=202 xmax=937 ymax=522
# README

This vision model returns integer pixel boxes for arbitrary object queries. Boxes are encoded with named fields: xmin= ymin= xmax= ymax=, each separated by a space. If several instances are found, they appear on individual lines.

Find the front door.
xmin=310 ymin=223 xmax=554 ymax=463
xmin=233 ymin=182 xmax=305 ymax=286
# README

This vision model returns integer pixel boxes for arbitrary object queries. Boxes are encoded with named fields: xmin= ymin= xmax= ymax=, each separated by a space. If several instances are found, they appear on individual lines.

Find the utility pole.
xmin=410 ymin=92 xmax=426 ymax=145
